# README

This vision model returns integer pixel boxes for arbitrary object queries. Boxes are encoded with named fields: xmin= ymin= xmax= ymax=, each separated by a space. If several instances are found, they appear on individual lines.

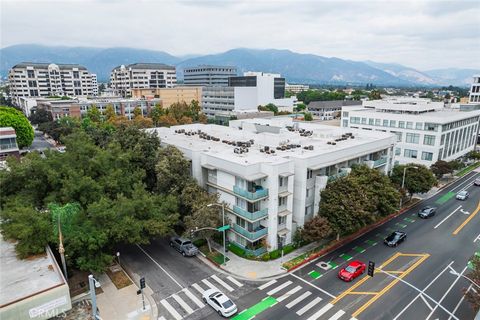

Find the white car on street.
xmin=456 ymin=190 xmax=469 ymax=200
xmin=202 ymin=288 xmax=237 ymax=317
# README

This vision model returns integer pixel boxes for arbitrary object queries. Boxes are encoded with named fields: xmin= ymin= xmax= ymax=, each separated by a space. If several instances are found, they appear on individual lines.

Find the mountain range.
xmin=1 ymin=44 xmax=477 ymax=87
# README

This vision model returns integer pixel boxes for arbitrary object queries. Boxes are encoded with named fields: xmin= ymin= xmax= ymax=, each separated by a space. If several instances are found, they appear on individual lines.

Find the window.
xmin=416 ymin=122 xmax=423 ymax=130
xmin=399 ymin=121 xmax=405 ymax=128
xmin=393 ymin=132 xmax=402 ymax=142
xmin=278 ymin=196 xmax=287 ymax=207
xmin=423 ymin=135 xmax=436 ymax=146
xmin=440 ymin=134 xmax=445 ymax=145
xmin=279 ymin=176 xmax=287 ymax=187
xmin=278 ymin=216 xmax=287 ymax=225
xmin=27 ymin=70 xmax=35 ymax=78
xmin=375 ymin=119 xmax=381 ymax=126
xmin=305 ymin=205 xmax=313 ymax=216
xmin=307 ymin=169 xmax=313 ymax=179
xmin=361 ymin=118 xmax=367 ymax=124
xmin=306 ymin=187 xmax=313 ymax=198
xmin=343 ymin=119 xmax=348 ymax=127
xmin=369 ymin=118 xmax=374 ymax=125
xmin=404 ymin=149 xmax=418 ymax=158
xmin=390 ymin=120 xmax=396 ymax=127
xmin=395 ymin=148 xmax=401 ymax=156
xmin=425 ymin=123 xmax=437 ymax=131
xmin=421 ymin=152 xmax=433 ymax=161
xmin=73 ymin=71 xmax=80 ymax=79
xmin=406 ymin=122 xmax=413 ymax=129
xmin=406 ymin=133 xmax=420 ymax=144
xmin=383 ymin=120 xmax=389 ymax=127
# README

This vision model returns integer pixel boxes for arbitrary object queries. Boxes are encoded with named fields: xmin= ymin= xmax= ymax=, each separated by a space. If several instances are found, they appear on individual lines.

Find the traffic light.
xmin=368 ymin=261 xmax=375 ymax=277
xmin=140 ymin=277 xmax=146 ymax=289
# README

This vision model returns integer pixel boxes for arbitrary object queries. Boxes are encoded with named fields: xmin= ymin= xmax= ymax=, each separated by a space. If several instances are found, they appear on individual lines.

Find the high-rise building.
xmin=8 ymin=62 xmax=96 ymax=103
xmin=91 ymin=73 xmax=99 ymax=96
xmin=469 ymin=75 xmax=480 ymax=103
xmin=183 ymin=65 xmax=237 ymax=87
xmin=110 ymin=63 xmax=176 ymax=97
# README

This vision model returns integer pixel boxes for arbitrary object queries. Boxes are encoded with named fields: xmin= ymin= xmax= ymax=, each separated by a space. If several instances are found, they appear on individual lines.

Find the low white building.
xmin=341 ymin=98 xmax=480 ymax=166
xmin=149 ymin=118 xmax=395 ymax=255
xmin=469 ymin=75 xmax=480 ymax=103
xmin=286 ymin=83 xmax=309 ymax=94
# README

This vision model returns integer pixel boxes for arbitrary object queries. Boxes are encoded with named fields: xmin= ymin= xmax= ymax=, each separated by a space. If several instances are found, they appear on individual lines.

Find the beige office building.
xmin=132 ymin=87 xmax=202 ymax=108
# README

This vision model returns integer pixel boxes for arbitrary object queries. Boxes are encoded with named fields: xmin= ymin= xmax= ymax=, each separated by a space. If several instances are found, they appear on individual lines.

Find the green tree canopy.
xmin=390 ymin=164 xmax=437 ymax=196
xmin=0 ymin=106 xmax=34 ymax=148
xmin=29 ymin=108 xmax=53 ymax=125
xmin=430 ymin=160 xmax=453 ymax=178
xmin=302 ymin=216 xmax=332 ymax=242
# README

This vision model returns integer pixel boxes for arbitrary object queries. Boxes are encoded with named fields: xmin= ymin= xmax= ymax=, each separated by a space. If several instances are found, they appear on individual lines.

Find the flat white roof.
xmin=348 ymin=107 xmax=480 ymax=123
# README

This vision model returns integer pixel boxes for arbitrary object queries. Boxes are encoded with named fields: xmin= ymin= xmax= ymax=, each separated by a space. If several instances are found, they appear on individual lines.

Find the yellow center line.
xmin=453 ymin=201 xmax=480 ymax=235
xmin=397 ymin=253 xmax=431 ymax=257
xmin=351 ymin=254 xmax=430 ymax=318
xmin=349 ymin=292 xmax=378 ymax=295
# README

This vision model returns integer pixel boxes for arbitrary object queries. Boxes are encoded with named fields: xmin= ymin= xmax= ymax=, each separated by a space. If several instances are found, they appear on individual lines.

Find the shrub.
xmin=261 ymin=253 xmax=271 ymax=261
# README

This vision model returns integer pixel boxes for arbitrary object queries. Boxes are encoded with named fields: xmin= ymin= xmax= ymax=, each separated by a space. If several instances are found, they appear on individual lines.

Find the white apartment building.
xmin=308 ymin=100 xmax=361 ymax=120
xmin=341 ymin=98 xmax=480 ymax=166
xmin=286 ymin=83 xmax=309 ymax=94
xmin=110 ymin=63 xmax=176 ymax=97
xmin=183 ymin=65 xmax=237 ymax=87
xmin=469 ymin=75 xmax=480 ymax=103
xmin=91 ymin=73 xmax=99 ymax=96
xmin=8 ymin=62 xmax=96 ymax=103
xmin=149 ymin=118 xmax=395 ymax=255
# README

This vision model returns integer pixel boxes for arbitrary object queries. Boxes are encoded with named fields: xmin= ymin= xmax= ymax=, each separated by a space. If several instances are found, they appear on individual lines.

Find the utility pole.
xmin=88 ymin=275 xmax=100 ymax=320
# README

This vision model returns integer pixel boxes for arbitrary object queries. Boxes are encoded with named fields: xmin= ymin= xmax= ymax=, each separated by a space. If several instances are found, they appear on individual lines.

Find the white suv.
xmin=202 ymin=289 xmax=237 ymax=317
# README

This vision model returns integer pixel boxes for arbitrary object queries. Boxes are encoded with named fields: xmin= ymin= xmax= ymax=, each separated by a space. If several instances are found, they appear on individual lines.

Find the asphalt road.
xmin=27 ymin=130 xmax=55 ymax=151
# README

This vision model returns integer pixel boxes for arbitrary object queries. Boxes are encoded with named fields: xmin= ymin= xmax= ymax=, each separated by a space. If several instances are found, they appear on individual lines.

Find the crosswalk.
xmin=258 ymin=278 xmax=354 ymax=320
xmin=158 ymin=273 xmax=244 ymax=320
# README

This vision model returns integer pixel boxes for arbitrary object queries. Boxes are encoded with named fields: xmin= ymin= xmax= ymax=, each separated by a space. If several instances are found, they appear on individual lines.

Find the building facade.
xmin=469 ymin=75 xmax=480 ymax=103
xmin=8 ymin=63 xmax=96 ymax=103
xmin=131 ymin=87 xmax=202 ymax=108
xmin=110 ymin=63 xmax=176 ymax=97
xmin=308 ymin=100 xmax=361 ymax=120
xmin=91 ymin=73 xmax=98 ymax=96
xmin=183 ymin=65 xmax=237 ymax=87
xmin=149 ymin=118 xmax=395 ymax=254
xmin=286 ymin=83 xmax=309 ymax=93
xmin=0 ymin=127 xmax=19 ymax=160
xmin=341 ymin=98 xmax=480 ymax=166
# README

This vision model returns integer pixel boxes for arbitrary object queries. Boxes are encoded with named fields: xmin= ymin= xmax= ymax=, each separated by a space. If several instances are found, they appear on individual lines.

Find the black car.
xmin=384 ymin=231 xmax=407 ymax=247
xmin=418 ymin=206 xmax=436 ymax=219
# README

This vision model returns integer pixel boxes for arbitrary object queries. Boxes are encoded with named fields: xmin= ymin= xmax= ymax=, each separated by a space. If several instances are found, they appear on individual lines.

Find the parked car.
xmin=384 ymin=231 xmax=407 ymax=247
xmin=202 ymin=289 xmax=238 ymax=317
xmin=456 ymin=190 xmax=469 ymax=200
xmin=418 ymin=206 xmax=436 ymax=219
xmin=474 ymin=178 xmax=480 ymax=186
xmin=169 ymin=236 xmax=199 ymax=257
xmin=338 ymin=260 xmax=366 ymax=282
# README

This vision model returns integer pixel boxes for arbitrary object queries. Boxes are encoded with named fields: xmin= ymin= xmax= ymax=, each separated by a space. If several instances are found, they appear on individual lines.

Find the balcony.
xmin=232 ymin=224 xmax=268 ymax=241
xmin=233 ymin=205 xmax=268 ymax=221
xmin=233 ymin=185 xmax=268 ymax=201
xmin=328 ymin=170 xmax=349 ymax=182
xmin=373 ymin=157 xmax=388 ymax=168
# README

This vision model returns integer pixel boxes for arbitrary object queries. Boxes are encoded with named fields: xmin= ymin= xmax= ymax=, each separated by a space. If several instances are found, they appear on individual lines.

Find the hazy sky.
xmin=1 ymin=0 xmax=479 ymax=70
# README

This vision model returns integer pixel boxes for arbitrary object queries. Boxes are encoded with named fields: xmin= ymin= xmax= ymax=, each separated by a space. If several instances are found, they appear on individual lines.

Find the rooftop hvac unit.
xmin=234 ymin=148 xmax=241 ymax=154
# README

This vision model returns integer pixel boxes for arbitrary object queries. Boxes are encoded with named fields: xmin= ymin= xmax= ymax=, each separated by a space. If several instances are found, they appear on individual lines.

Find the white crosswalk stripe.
xmin=306 ymin=303 xmax=334 ymax=320
xmin=286 ymin=291 xmax=312 ymax=309
xmin=277 ymin=285 xmax=302 ymax=302
xmin=258 ymin=279 xmax=277 ymax=290
xmin=192 ymin=283 xmax=205 ymax=294
xmin=328 ymin=310 xmax=346 ymax=320
xmin=227 ymin=275 xmax=243 ymax=287
xmin=183 ymin=288 xmax=204 ymax=308
xmin=267 ymin=280 xmax=292 ymax=295
xmin=211 ymin=274 xmax=234 ymax=292
xmin=297 ymin=297 xmax=323 ymax=316
xmin=201 ymin=278 xmax=217 ymax=290
xmin=172 ymin=293 xmax=194 ymax=314
xmin=160 ymin=299 xmax=182 ymax=320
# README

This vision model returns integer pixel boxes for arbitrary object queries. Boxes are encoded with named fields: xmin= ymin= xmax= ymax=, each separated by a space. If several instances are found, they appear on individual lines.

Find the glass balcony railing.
xmin=233 ymin=205 xmax=268 ymax=221
xmin=233 ymin=185 xmax=269 ymax=200
xmin=232 ymin=224 xmax=268 ymax=240
xmin=373 ymin=157 xmax=388 ymax=167
xmin=328 ymin=170 xmax=349 ymax=182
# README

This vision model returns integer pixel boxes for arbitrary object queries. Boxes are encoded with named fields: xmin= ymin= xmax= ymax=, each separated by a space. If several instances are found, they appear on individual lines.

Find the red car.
xmin=338 ymin=260 xmax=366 ymax=282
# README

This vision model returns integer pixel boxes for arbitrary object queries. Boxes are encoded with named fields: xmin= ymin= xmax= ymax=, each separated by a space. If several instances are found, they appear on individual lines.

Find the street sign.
xmin=217 ymin=225 xmax=230 ymax=232
xmin=140 ymin=277 xmax=145 ymax=289
xmin=368 ymin=261 xmax=375 ymax=277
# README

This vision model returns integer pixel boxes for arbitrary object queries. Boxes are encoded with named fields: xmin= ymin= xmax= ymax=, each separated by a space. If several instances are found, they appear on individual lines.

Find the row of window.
xmin=402 ymin=149 xmax=434 ymax=161
xmin=349 ymin=116 xmax=439 ymax=132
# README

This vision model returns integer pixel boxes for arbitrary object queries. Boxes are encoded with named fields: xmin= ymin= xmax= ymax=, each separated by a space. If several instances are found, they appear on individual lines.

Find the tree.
xmin=466 ymin=150 xmax=480 ymax=161
xmin=156 ymin=145 xmax=192 ymax=194
xmin=295 ymin=103 xmax=307 ymax=112
xmin=149 ymin=104 xmax=164 ymax=126
xmin=430 ymin=160 xmax=454 ymax=178
xmin=463 ymin=256 xmax=480 ymax=312
xmin=390 ymin=164 xmax=437 ymax=196
xmin=133 ymin=106 xmax=142 ymax=118
xmin=29 ymin=108 xmax=53 ymax=125
xmin=302 ymin=216 xmax=333 ymax=242
xmin=368 ymin=90 xmax=382 ymax=100
xmin=104 ymin=105 xmax=116 ymax=121
xmin=86 ymin=105 xmax=102 ymax=122
xmin=0 ymin=106 xmax=34 ymax=148
xmin=303 ymin=112 xmax=313 ymax=121
xmin=448 ymin=160 xmax=465 ymax=171
xmin=158 ymin=115 xmax=178 ymax=127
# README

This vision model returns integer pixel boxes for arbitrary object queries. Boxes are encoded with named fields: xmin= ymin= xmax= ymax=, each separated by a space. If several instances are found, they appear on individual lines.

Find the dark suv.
xmin=170 ymin=237 xmax=199 ymax=257
xmin=384 ymin=231 xmax=407 ymax=247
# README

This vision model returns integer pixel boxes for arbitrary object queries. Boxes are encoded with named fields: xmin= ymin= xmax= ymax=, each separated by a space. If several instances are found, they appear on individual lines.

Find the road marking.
xmin=258 ymin=279 xmax=277 ymax=290
xmin=453 ymin=201 xmax=480 ymax=235
xmin=392 ymin=261 xmax=455 ymax=320
xmin=277 ymin=285 xmax=302 ymax=302
xmin=317 ymin=261 xmax=332 ymax=270
xmin=365 ymin=239 xmax=377 ymax=246
xmin=191 ymin=283 xmax=204 ymax=294
xmin=183 ymin=288 xmax=204 ymax=308
xmin=291 ymin=273 xmax=337 ymax=298
xmin=420 ymin=294 xmax=433 ymax=310
xmin=328 ymin=310 xmax=346 ymax=320
xmin=231 ymin=296 xmax=277 ymax=320
xmin=434 ymin=205 xmax=461 ymax=229
xmin=460 ymin=209 xmax=470 ymax=215
xmin=348 ymin=291 xmax=378 ymax=295
xmin=160 ymin=299 xmax=182 ymax=320
xmin=309 ymin=270 xmax=322 ymax=279
xmin=395 ymin=222 xmax=407 ymax=228
xmin=448 ymin=284 xmax=473 ymax=320
xmin=404 ymin=217 xmax=415 ymax=223
xmin=267 ymin=280 xmax=292 ymax=295
xmin=158 ymin=317 xmax=166 ymax=320
xmin=286 ymin=291 xmax=312 ymax=308
xmin=435 ymin=191 xmax=456 ymax=205
xmin=305 ymin=302 xmax=333 ymax=319
xmin=136 ymin=244 xmax=183 ymax=289
xmin=201 ymin=279 xmax=217 ymax=290
xmin=227 ymin=276 xmax=243 ymax=287
xmin=450 ymin=172 xmax=479 ymax=192
xmin=328 ymin=261 xmax=339 ymax=269
xmin=172 ymin=293 xmax=194 ymax=314
xmin=296 ymin=297 xmax=323 ymax=315
xmin=340 ymin=253 xmax=353 ymax=261
xmin=474 ymin=234 xmax=480 ymax=243
xmin=211 ymin=274 xmax=234 ymax=292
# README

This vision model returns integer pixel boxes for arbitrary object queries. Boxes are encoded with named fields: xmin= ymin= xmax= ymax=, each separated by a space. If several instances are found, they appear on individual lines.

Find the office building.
xmin=8 ymin=62 xmax=96 ymax=103
xmin=308 ymin=100 xmax=361 ymax=120
xmin=91 ymin=73 xmax=99 ymax=96
xmin=131 ymin=87 xmax=202 ymax=108
xmin=469 ymin=75 xmax=480 ymax=103
xmin=148 ymin=118 xmax=395 ymax=254
xmin=183 ymin=65 xmax=237 ymax=87
xmin=110 ymin=63 xmax=176 ymax=97
xmin=286 ymin=84 xmax=309 ymax=94
xmin=341 ymin=98 xmax=480 ymax=166
xmin=0 ymin=127 xmax=20 ymax=160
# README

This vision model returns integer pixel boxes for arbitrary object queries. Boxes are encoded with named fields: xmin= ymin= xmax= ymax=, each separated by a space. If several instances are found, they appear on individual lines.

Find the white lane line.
xmin=277 ymin=285 xmax=302 ymax=302
xmin=160 ymin=299 xmax=183 ymax=320
xmin=183 ymin=288 xmax=204 ymax=308
xmin=158 ymin=317 xmax=166 ymax=320
xmin=136 ymin=244 xmax=183 ymax=289
xmin=201 ymin=279 xmax=217 ymax=290
xmin=286 ymin=291 xmax=312 ymax=309
xmin=350 ymin=318 xmax=358 ymax=320
xmin=328 ymin=310 xmax=346 ymax=320
xmin=450 ymin=173 xmax=479 ymax=192
xmin=420 ymin=294 xmax=433 ymax=310
xmin=296 ymin=297 xmax=323 ymax=316
xmin=192 ymin=283 xmax=204 ymax=294
xmin=267 ymin=280 xmax=293 ymax=296
xmin=305 ymin=302 xmax=333 ymax=319
xmin=474 ymin=233 xmax=480 ymax=243
xmin=393 ymin=261 xmax=455 ymax=320
xmin=434 ymin=205 xmax=462 ymax=229
xmin=425 ymin=265 xmax=469 ymax=320
xmin=448 ymin=284 xmax=473 ymax=320
xmin=291 ymin=273 xmax=337 ymax=298
xmin=211 ymin=275 xmax=234 ymax=292
xmin=172 ymin=293 xmax=194 ymax=314
xmin=258 ymin=279 xmax=277 ymax=290
xmin=227 ymin=276 xmax=243 ymax=287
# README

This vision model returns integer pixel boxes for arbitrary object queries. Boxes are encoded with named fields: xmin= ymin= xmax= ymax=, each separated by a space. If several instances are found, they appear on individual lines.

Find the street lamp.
xmin=88 ymin=275 xmax=101 ymax=320
xmin=207 ymin=203 xmax=227 ymax=266
xmin=449 ymin=266 xmax=480 ymax=290
xmin=399 ymin=166 xmax=419 ymax=208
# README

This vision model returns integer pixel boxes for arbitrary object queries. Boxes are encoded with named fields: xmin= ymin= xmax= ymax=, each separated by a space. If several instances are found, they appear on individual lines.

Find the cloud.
xmin=0 ymin=0 xmax=479 ymax=69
